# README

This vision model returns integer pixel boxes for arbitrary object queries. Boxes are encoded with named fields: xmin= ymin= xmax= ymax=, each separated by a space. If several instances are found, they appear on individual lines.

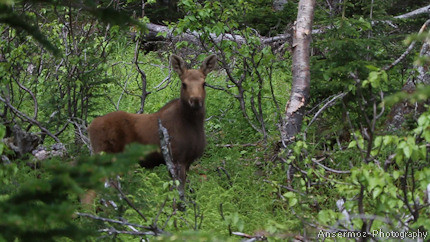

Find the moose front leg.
xmin=176 ymin=163 xmax=186 ymax=202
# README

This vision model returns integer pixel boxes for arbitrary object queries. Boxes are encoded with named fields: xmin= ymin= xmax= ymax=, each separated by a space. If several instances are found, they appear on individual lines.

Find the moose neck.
xmin=179 ymin=98 xmax=205 ymax=123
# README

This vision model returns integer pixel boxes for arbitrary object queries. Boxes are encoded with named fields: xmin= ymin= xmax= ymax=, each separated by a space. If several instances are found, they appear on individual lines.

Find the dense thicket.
xmin=1 ymin=0 xmax=429 ymax=241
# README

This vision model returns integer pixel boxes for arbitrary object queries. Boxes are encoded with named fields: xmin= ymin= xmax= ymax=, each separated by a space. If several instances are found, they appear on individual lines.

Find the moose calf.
xmin=87 ymin=54 xmax=217 ymax=203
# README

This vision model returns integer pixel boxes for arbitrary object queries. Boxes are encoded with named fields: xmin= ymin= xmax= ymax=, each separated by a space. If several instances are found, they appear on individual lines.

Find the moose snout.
xmin=188 ymin=97 xmax=203 ymax=108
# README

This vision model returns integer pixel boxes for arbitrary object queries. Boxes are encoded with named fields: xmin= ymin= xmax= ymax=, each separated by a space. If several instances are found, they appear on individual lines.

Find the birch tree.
xmin=281 ymin=0 xmax=316 ymax=146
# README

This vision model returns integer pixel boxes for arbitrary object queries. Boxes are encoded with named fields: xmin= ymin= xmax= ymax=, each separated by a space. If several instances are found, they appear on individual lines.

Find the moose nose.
xmin=189 ymin=97 xmax=203 ymax=108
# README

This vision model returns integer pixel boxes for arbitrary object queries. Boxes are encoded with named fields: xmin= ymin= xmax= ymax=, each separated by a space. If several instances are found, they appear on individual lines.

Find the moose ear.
xmin=170 ymin=54 xmax=187 ymax=76
xmin=200 ymin=54 xmax=217 ymax=76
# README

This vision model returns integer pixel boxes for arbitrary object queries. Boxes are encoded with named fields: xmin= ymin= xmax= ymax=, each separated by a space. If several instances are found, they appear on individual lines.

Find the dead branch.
xmin=0 ymin=95 xmax=60 ymax=142
xmin=68 ymin=118 xmax=90 ymax=150
xmin=394 ymin=4 xmax=430 ymax=19
xmin=134 ymin=39 xmax=150 ymax=114
xmin=304 ymin=92 xmax=347 ymax=136
xmin=384 ymin=19 xmax=430 ymax=71
xmin=154 ymin=64 xmax=173 ymax=91
xmin=109 ymin=179 xmax=148 ymax=222
xmin=232 ymin=232 xmax=267 ymax=241
xmin=157 ymin=119 xmax=185 ymax=201
xmin=311 ymin=157 xmax=351 ymax=174
xmin=98 ymin=228 xmax=156 ymax=236
xmin=76 ymin=212 xmax=166 ymax=235
xmin=14 ymin=78 xmax=38 ymax=121
xmin=142 ymin=4 xmax=430 ymax=49
xmin=215 ymin=143 xmax=260 ymax=148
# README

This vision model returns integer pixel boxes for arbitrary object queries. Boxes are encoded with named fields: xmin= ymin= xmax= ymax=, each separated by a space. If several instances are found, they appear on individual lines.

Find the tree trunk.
xmin=281 ymin=0 xmax=315 ymax=146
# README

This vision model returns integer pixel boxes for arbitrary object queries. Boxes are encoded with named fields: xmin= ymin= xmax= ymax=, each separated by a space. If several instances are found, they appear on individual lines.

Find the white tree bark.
xmin=394 ymin=4 xmax=430 ymax=19
xmin=281 ymin=0 xmax=316 ymax=146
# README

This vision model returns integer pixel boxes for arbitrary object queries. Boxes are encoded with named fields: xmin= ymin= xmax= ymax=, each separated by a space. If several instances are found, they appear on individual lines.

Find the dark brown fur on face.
xmin=87 ymin=54 xmax=217 ymax=196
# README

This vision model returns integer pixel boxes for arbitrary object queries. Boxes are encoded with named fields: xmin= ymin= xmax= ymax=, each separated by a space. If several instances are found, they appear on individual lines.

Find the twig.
xmin=154 ymin=65 xmax=172 ymax=91
xmin=311 ymin=157 xmax=351 ymax=174
xmin=232 ymin=232 xmax=267 ymax=241
xmin=0 ymin=95 xmax=60 ymax=142
xmin=98 ymin=227 xmax=156 ymax=236
xmin=134 ymin=39 xmax=150 ymax=114
xmin=76 ymin=212 xmax=163 ymax=234
xmin=217 ymin=166 xmax=232 ymax=187
xmin=152 ymin=197 xmax=168 ymax=228
xmin=384 ymin=19 xmax=430 ymax=71
xmin=219 ymin=203 xmax=232 ymax=236
xmin=215 ymin=143 xmax=259 ymax=148
xmin=263 ymin=179 xmax=306 ymax=196
xmin=109 ymin=180 xmax=148 ymax=222
xmin=305 ymin=92 xmax=347 ymax=135
xmin=14 ymin=77 xmax=38 ymax=120
xmin=68 ymin=118 xmax=90 ymax=149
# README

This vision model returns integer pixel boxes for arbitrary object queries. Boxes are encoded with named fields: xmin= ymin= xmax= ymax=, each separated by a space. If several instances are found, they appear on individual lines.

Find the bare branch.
xmin=311 ymin=157 xmax=351 ymax=174
xmin=109 ymin=179 xmax=148 ymax=223
xmin=14 ymin=78 xmax=38 ymax=120
xmin=0 ymin=95 xmax=60 ymax=142
xmin=76 ymin=212 xmax=165 ymax=234
xmin=98 ymin=228 xmax=155 ymax=236
xmin=305 ymin=92 xmax=347 ymax=133
xmin=394 ymin=4 xmax=430 ymax=19
xmin=384 ymin=19 xmax=430 ymax=71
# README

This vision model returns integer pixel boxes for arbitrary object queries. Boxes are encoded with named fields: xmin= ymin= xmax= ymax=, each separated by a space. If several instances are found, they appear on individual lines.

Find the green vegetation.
xmin=1 ymin=0 xmax=430 ymax=241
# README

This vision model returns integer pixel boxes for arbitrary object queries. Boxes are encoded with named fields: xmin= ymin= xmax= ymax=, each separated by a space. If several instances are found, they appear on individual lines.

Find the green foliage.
xmin=175 ymin=0 xmax=291 ymax=137
xmin=281 ymin=110 xmax=430 ymax=236
xmin=2 ymin=0 xmax=430 ymax=240
xmin=0 ymin=143 xmax=156 ymax=241
xmin=0 ymin=3 xmax=60 ymax=55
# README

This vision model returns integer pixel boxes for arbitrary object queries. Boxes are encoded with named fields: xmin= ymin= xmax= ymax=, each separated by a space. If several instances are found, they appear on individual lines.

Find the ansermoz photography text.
xmin=318 ymin=229 xmax=428 ymax=240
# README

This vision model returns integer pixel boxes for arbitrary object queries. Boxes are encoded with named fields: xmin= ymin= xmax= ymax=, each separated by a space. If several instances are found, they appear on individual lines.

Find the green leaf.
xmin=403 ymin=145 xmax=411 ymax=159
xmin=393 ymin=171 xmax=400 ymax=180
xmin=372 ymin=187 xmax=382 ymax=199
xmin=348 ymin=140 xmax=356 ymax=149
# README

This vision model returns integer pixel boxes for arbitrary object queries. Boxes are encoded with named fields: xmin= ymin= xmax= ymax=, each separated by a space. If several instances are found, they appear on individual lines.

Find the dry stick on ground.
xmin=232 ymin=232 xmax=267 ymax=241
xmin=98 ymin=228 xmax=156 ymax=236
xmin=76 ymin=212 xmax=166 ymax=236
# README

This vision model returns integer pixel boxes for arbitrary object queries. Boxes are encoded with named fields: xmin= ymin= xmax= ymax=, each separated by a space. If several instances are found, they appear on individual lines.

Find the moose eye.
xmin=182 ymin=83 xmax=187 ymax=89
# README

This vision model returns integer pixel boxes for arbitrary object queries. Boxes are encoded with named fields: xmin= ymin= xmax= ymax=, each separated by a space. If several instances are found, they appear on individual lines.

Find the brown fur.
xmin=86 ymin=55 xmax=216 ymax=202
